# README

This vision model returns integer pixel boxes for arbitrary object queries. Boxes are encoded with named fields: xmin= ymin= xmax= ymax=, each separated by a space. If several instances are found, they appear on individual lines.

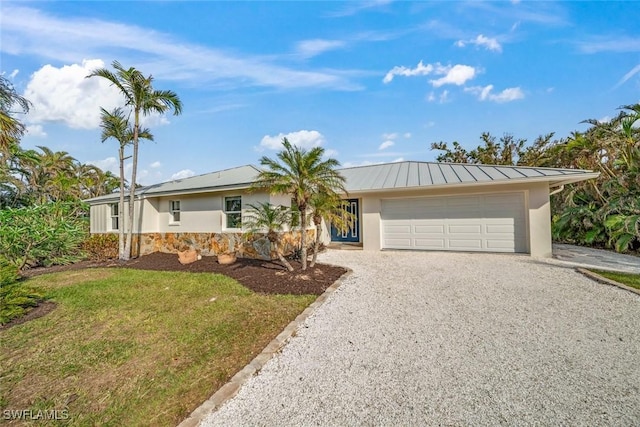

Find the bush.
xmin=0 ymin=202 xmax=88 ymax=269
xmin=0 ymin=257 xmax=18 ymax=286
xmin=82 ymin=234 xmax=119 ymax=261
xmin=0 ymin=256 xmax=43 ymax=325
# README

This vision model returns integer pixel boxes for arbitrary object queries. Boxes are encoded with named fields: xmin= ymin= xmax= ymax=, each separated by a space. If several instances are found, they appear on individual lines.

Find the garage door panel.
xmin=381 ymin=192 xmax=527 ymax=253
xmin=384 ymin=224 xmax=412 ymax=233
xmin=414 ymin=224 xmax=445 ymax=234
xmin=487 ymin=240 xmax=516 ymax=249
xmin=384 ymin=238 xmax=412 ymax=248
xmin=448 ymin=224 xmax=482 ymax=234
xmin=415 ymin=239 xmax=446 ymax=249
xmin=486 ymin=224 xmax=515 ymax=234
xmin=448 ymin=239 xmax=483 ymax=249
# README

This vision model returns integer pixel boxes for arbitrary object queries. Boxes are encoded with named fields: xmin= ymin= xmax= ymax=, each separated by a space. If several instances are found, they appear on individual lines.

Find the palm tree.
xmin=0 ymin=76 xmax=31 ymax=155
xmin=252 ymin=138 xmax=346 ymax=270
xmin=308 ymin=192 xmax=355 ymax=268
xmin=88 ymin=61 xmax=182 ymax=260
xmin=244 ymin=202 xmax=294 ymax=272
xmin=99 ymin=107 xmax=153 ymax=260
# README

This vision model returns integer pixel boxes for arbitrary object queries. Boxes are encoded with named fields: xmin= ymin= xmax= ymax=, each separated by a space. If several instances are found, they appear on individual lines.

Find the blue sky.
xmin=1 ymin=1 xmax=639 ymax=184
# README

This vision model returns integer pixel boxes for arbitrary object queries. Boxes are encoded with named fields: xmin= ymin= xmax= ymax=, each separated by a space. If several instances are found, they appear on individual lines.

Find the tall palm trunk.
xmin=118 ymin=144 xmax=125 ymax=260
xmin=123 ymin=110 xmax=140 ymax=260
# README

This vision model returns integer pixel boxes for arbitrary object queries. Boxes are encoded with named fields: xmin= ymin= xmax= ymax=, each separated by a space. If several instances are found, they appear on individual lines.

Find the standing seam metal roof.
xmin=85 ymin=161 xmax=598 ymax=204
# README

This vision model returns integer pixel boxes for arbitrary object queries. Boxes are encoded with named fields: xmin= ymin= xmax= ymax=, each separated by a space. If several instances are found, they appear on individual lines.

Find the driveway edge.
xmin=178 ymin=267 xmax=353 ymax=427
xmin=576 ymin=268 xmax=640 ymax=296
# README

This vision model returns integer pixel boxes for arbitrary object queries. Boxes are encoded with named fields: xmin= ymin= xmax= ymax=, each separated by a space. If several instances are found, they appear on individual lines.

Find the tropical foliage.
xmin=244 ymin=202 xmax=295 ymax=272
xmin=0 ymin=78 xmax=119 ymax=274
xmin=252 ymin=138 xmax=347 ymax=270
xmin=308 ymin=193 xmax=355 ymax=268
xmin=431 ymin=103 xmax=640 ymax=253
xmin=88 ymin=61 xmax=183 ymax=260
xmin=0 ymin=202 xmax=88 ymax=269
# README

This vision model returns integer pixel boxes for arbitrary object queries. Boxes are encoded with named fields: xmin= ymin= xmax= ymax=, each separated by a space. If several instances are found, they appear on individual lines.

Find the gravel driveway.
xmin=201 ymin=251 xmax=640 ymax=426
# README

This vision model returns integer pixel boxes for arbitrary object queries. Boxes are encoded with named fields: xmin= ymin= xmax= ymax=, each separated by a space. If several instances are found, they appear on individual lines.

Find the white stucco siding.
xmin=151 ymin=190 xmax=274 ymax=233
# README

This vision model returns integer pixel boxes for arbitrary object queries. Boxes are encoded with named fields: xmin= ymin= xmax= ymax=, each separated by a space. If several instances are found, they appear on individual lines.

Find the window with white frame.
xmin=224 ymin=196 xmax=242 ymax=229
xmin=170 ymin=200 xmax=181 ymax=223
xmin=110 ymin=203 xmax=119 ymax=231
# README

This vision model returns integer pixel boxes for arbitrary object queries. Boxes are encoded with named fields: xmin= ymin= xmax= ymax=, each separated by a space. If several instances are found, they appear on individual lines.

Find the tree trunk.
xmin=118 ymin=144 xmax=125 ymax=260
xmin=299 ymin=203 xmax=307 ymax=270
xmin=277 ymin=251 xmax=294 ymax=272
xmin=309 ymin=219 xmax=322 ymax=268
xmin=268 ymin=233 xmax=293 ymax=272
xmin=123 ymin=109 xmax=140 ymax=261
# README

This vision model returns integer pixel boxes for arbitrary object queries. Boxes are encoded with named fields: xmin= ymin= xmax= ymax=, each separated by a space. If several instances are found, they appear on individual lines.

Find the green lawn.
xmin=590 ymin=269 xmax=640 ymax=290
xmin=1 ymin=269 xmax=316 ymax=426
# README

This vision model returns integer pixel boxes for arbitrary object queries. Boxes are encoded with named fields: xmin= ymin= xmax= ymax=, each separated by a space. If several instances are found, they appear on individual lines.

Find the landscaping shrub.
xmin=0 ymin=257 xmax=18 ymax=286
xmin=81 ymin=234 xmax=119 ymax=261
xmin=0 ymin=201 xmax=88 ymax=269
xmin=0 ymin=257 xmax=43 ymax=325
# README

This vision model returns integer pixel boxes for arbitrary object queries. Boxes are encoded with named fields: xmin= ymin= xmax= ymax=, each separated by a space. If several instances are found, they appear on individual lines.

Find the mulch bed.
xmin=21 ymin=252 xmax=348 ymax=296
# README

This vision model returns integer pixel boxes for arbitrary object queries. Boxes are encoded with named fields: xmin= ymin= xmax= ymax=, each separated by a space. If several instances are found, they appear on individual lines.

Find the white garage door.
xmin=381 ymin=193 xmax=527 ymax=253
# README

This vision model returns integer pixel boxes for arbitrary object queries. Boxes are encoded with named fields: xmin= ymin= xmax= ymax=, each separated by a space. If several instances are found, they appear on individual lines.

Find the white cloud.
xmin=427 ymin=90 xmax=450 ymax=104
xmin=455 ymin=34 xmax=502 ymax=52
xmin=430 ymin=65 xmax=476 ymax=87
xmin=2 ymin=5 xmax=359 ymax=91
xmin=382 ymin=132 xmax=398 ymax=140
xmin=88 ymin=157 xmax=119 ymax=175
xmin=384 ymin=61 xmax=477 ymax=88
xmin=613 ymin=64 xmax=640 ymax=89
xmin=379 ymin=140 xmax=394 ymax=150
xmin=296 ymin=39 xmax=346 ymax=58
xmin=23 ymin=59 xmax=123 ymax=129
xmin=403 ymin=132 xmax=412 ymax=138
xmin=391 ymin=157 xmax=404 ymax=163
xmin=383 ymin=60 xmax=434 ymax=83
xmin=171 ymin=169 xmax=196 ymax=180
xmin=465 ymin=85 xmax=525 ymax=103
xmin=259 ymin=130 xmax=325 ymax=150
xmin=342 ymin=160 xmax=379 ymax=168
xmin=150 ymin=161 xmax=162 ymax=168
xmin=9 ymin=69 xmax=19 ymax=79
xmin=25 ymin=124 xmax=47 ymax=137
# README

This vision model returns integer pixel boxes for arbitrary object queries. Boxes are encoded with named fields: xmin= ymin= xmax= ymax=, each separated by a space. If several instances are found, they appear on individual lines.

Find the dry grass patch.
xmin=1 ymin=269 xmax=315 ymax=426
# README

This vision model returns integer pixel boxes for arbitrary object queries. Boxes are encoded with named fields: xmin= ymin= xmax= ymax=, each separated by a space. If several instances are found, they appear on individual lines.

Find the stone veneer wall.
xmin=124 ymin=230 xmax=316 ymax=260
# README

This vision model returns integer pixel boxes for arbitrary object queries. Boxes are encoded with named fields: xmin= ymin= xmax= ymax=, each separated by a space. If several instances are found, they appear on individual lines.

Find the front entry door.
xmin=331 ymin=199 xmax=360 ymax=243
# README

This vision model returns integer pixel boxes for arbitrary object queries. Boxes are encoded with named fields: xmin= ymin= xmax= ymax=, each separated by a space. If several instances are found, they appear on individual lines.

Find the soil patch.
xmin=20 ymin=253 xmax=348 ymax=296
xmin=0 ymin=301 xmax=57 ymax=331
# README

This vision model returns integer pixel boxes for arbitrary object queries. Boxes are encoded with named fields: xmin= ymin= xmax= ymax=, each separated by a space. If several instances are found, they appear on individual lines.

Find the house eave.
xmin=343 ymin=173 xmax=601 ymax=195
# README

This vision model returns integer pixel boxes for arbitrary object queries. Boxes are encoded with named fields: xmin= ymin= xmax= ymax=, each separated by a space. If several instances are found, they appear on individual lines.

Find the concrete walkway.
xmin=550 ymin=243 xmax=640 ymax=274
xmin=200 ymin=250 xmax=640 ymax=426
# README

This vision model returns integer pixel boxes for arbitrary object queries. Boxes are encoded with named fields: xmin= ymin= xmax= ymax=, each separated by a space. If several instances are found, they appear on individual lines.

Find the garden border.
xmin=576 ymin=268 xmax=640 ymax=296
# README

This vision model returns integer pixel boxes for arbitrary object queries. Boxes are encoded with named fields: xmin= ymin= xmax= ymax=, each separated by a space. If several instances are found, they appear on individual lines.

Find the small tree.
xmin=308 ymin=193 xmax=355 ymax=268
xmin=243 ymin=202 xmax=294 ymax=272
xmin=252 ymin=138 xmax=346 ymax=270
